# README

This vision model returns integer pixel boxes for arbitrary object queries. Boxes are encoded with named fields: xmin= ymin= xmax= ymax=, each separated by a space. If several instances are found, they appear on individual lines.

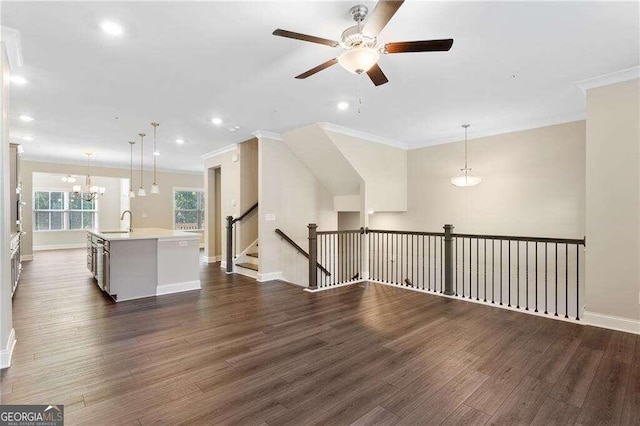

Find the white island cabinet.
xmin=87 ymin=228 xmax=201 ymax=302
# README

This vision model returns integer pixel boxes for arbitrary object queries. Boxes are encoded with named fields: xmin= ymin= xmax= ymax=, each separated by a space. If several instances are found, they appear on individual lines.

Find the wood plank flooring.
xmin=1 ymin=249 xmax=638 ymax=425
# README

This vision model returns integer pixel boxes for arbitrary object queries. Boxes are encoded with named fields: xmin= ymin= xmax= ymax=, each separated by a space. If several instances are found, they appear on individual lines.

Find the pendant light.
xmin=128 ymin=141 xmax=136 ymax=198
xmin=451 ymin=124 xmax=482 ymax=187
xmin=150 ymin=122 xmax=160 ymax=194
xmin=138 ymin=132 xmax=147 ymax=197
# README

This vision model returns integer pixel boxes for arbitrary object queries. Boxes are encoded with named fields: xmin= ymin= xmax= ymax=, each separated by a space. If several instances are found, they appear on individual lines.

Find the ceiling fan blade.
xmin=363 ymin=0 xmax=405 ymax=37
xmin=273 ymin=29 xmax=339 ymax=47
xmin=295 ymin=58 xmax=338 ymax=79
xmin=383 ymin=39 xmax=454 ymax=54
xmin=366 ymin=63 xmax=389 ymax=86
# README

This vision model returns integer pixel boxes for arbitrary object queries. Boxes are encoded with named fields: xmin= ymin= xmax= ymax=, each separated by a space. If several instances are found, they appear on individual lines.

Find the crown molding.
xmin=1 ymin=27 xmax=24 ymax=69
xmin=252 ymin=130 xmax=283 ymax=141
xmin=21 ymin=156 xmax=203 ymax=175
xmin=575 ymin=66 xmax=640 ymax=95
xmin=408 ymin=111 xmax=586 ymax=150
xmin=318 ymin=122 xmax=408 ymax=150
xmin=201 ymin=143 xmax=237 ymax=160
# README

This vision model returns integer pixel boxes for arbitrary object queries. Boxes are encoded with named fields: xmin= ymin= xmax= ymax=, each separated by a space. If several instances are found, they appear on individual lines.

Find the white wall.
xmin=258 ymin=135 xmax=337 ymax=285
xmin=370 ymin=120 xmax=586 ymax=238
xmin=20 ymin=160 xmax=204 ymax=257
xmin=31 ymin=173 xmax=125 ymax=250
xmin=1 ymin=42 xmax=14 ymax=367
xmin=585 ymin=78 xmax=640 ymax=331
xmin=239 ymin=138 xmax=259 ymax=250
xmin=327 ymin=130 xmax=407 ymax=213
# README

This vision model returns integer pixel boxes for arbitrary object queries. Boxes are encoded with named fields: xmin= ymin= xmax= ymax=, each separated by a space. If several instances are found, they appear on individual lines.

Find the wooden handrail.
xmin=232 ymin=202 xmax=258 ymax=224
xmin=275 ymin=229 xmax=331 ymax=276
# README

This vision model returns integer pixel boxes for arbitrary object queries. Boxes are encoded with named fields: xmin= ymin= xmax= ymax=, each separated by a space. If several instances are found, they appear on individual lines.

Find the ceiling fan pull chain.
xmin=357 ymin=73 xmax=364 ymax=114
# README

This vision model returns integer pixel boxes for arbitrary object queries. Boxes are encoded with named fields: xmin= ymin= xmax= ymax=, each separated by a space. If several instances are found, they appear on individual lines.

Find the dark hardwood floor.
xmin=1 ymin=249 xmax=638 ymax=425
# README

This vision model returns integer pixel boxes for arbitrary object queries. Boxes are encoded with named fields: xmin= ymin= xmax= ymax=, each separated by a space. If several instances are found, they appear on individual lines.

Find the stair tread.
xmin=247 ymin=252 xmax=259 ymax=258
xmin=236 ymin=262 xmax=258 ymax=271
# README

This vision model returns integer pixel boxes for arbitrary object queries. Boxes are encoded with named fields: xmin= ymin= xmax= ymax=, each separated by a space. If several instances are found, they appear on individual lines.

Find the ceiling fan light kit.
xmin=272 ymin=0 xmax=453 ymax=86
xmin=338 ymin=47 xmax=379 ymax=74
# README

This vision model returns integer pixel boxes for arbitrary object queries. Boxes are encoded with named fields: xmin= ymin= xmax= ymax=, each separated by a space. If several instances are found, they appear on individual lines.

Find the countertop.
xmin=87 ymin=228 xmax=201 ymax=242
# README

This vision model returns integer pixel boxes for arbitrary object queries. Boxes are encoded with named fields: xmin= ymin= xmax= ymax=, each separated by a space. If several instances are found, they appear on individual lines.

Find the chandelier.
xmin=72 ymin=153 xmax=105 ymax=201
xmin=451 ymin=124 xmax=482 ymax=187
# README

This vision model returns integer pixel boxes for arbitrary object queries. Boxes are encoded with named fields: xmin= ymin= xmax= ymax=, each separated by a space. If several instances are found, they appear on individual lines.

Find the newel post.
xmin=308 ymin=223 xmax=318 ymax=290
xmin=226 ymin=216 xmax=234 ymax=274
xmin=444 ymin=224 xmax=455 ymax=295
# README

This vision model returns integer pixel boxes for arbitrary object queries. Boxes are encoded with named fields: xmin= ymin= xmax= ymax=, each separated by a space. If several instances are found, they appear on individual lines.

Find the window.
xmin=33 ymin=191 xmax=98 ymax=231
xmin=173 ymin=189 xmax=204 ymax=231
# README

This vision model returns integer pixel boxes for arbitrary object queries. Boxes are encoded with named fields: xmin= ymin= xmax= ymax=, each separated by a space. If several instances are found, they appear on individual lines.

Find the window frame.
xmin=172 ymin=187 xmax=205 ymax=231
xmin=33 ymin=188 xmax=99 ymax=232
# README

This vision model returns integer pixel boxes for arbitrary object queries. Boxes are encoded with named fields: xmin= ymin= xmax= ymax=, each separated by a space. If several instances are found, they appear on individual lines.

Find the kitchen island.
xmin=87 ymin=228 xmax=201 ymax=302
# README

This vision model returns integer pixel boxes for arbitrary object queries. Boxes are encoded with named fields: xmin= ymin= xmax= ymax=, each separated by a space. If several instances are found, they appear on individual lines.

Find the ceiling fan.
xmin=272 ymin=0 xmax=453 ymax=86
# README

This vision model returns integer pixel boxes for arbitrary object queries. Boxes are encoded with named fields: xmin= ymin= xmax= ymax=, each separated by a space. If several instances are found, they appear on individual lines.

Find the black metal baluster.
xmin=500 ymin=240 xmax=503 ymax=305
xmin=484 ymin=239 xmax=487 ymax=302
xmin=508 ymin=240 xmax=511 ymax=307
xmin=440 ymin=236 xmax=443 ymax=292
xmin=322 ymin=234 xmax=325 ymax=288
xmin=468 ymin=238 xmax=472 ymax=299
xmin=555 ymin=242 xmax=558 ymax=316
xmin=491 ymin=239 xmax=495 ymax=303
xmin=428 ymin=236 xmax=432 ymax=291
xmin=565 ymin=243 xmax=569 ymax=319
xmin=525 ymin=242 xmax=529 ymax=310
xmin=462 ymin=238 xmax=466 ymax=298
xmin=433 ymin=236 xmax=436 ymax=292
xmin=544 ymin=243 xmax=548 ymax=314
xmin=422 ymin=235 xmax=425 ymax=290
xmin=516 ymin=241 xmax=520 ymax=309
xmin=476 ymin=238 xmax=479 ymax=301
xmin=454 ymin=237 xmax=457 ymax=296
xmin=535 ymin=243 xmax=538 ymax=312
xmin=576 ymin=244 xmax=580 ymax=320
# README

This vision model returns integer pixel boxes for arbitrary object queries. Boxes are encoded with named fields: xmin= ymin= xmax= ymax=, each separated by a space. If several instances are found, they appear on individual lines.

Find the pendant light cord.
xmin=139 ymin=133 xmax=145 ymax=189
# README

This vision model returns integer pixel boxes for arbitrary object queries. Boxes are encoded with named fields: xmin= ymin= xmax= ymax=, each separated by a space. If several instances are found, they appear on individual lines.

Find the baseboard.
xmin=257 ymin=271 xmax=283 ymax=282
xmin=0 ymin=329 xmax=16 ymax=369
xmin=204 ymin=255 xmax=221 ymax=263
xmin=156 ymin=280 xmax=201 ymax=296
xmin=21 ymin=254 xmax=33 ymax=261
xmin=584 ymin=311 xmax=640 ymax=335
xmin=34 ymin=243 xmax=85 ymax=251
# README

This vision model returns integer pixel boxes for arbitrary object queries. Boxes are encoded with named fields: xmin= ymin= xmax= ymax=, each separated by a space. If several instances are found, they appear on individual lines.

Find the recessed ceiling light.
xmin=23 ymin=135 xmax=34 ymax=141
xmin=19 ymin=115 xmax=34 ymax=122
xmin=234 ymin=125 xmax=240 ymax=130
xmin=153 ymin=151 xmax=160 ymax=156
xmin=337 ymin=101 xmax=349 ymax=110
xmin=10 ymin=75 xmax=28 ymax=85
xmin=175 ymin=139 xmax=184 ymax=144
xmin=211 ymin=117 xmax=223 ymax=126
xmin=100 ymin=21 xmax=124 ymax=36
xmin=228 ymin=127 xmax=237 ymax=132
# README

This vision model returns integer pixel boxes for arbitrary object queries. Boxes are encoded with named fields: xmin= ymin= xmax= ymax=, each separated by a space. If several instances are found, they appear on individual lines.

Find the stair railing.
xmin=225 ymin=202 xmax=258 ymax=273
xmin=275 ymin=228 xmax=331 ymax=277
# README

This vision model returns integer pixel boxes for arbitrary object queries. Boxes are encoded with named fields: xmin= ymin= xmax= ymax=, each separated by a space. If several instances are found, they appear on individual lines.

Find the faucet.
xmin=120 ymin=210 xmax=133 ymax=232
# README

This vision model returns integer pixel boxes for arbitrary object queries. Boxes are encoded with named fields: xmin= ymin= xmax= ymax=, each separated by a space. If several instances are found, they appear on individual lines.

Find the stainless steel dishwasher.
xmin=102 ymin=240 xmax=110 ymax=294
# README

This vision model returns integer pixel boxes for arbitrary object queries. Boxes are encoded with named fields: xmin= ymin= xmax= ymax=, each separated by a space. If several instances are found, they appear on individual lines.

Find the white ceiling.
xmin=4 ymin=1 xmax=639 ymax=173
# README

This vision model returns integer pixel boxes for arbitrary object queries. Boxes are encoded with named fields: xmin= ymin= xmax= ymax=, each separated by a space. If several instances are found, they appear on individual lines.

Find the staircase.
xmin=234 ymin=241 xmax=259 ymax=278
